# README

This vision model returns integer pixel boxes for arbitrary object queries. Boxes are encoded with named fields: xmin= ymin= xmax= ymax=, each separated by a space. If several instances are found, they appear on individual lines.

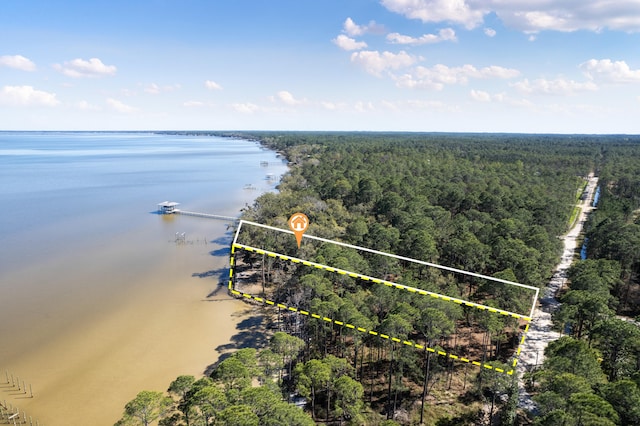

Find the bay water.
xmin=0 ymin=132 xmax=287 ymax=424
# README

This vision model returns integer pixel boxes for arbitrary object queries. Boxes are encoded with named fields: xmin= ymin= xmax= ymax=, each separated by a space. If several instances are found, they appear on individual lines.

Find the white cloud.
xmin=145 ymin=83 xmax=161 ymax=95
xmin=344 ymin=18 xmax=363 ymax=36
xmin=406 ymin=99 xmax=455 ymax=111
xmin=378 ymin=99 xmax=460 ymax=113
xmin=580 ymin=59 xmax=640 ymax=83
xmin=468 ymin=88 xmax=545 ymax=108
xmin=54 ymin=58 xmax=116 ymax=78
xmin=320 ymin=101 xmax=348 ymax=111
xmin=183 ymin=101 xmax=206 ymax=107
xmin=516 ymin=11 xmax=571 ymax=31
xmin=381 ymin=0 xmax=640 ymax=33
xmin=395 ymin=64 xmax=520 ymax=90
xmin=342 ymin=17 xmax=385 ymax=36
xmin=0 ymin=85 xmax=59 ymax=106
xmin=75 ymin=100 xmax=100 ymax=111
xmin=511 ymin=78 xmax=598 ymax=95
xmin=355 ymin=101 xmax=375 ymax=112
xmin=387 ymin=28 xmax=456 ymax=45
xmin=381 ymin=0 xmax=486 ymax=29
xmin=322 ymin=99 xmax=457 ymax=113
xmin=205 ymin=80 xmax=223 ymax=90
xmin=492 ymin=92 xmax=534 ymax=109
xmin=494 ymin=0 xmax=640 ymax=32
xmin=321 ymin=101 xmax=337 ymax=110
xmin=0 ymin=55 xmax=36 ymax=71
xmin=274 ymin=91 xmax=303 ymax=106
xmin=231 ymin=102 xmax=260 ymax=114
xmin=378 ymin=100 xmax=396 ymax=111
xmin=484 ymin=28 xmax=497 ymax=37
xmin=350 ymin=50 xmax=419 ymax=77
xmin=144 ymin=83 xmax=181 ymax=94
xmin=492 ymin=1 xmax=640 ymax=33
xmin=470 ymin=89 xmax=492 ymax=102
xmin=106 ymin=98 xmax=137 ymax=113
xmin=333 ymin=35 xmax=368 ymax=51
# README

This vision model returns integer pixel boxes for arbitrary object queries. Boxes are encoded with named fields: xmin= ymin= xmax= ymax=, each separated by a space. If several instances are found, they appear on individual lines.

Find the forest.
xmin=119 ymin=132 xmax=640 ymax=425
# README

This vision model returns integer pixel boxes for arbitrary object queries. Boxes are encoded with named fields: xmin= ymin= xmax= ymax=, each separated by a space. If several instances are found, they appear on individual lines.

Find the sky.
xmin=1 ymin=0 xmax=640 ymax=133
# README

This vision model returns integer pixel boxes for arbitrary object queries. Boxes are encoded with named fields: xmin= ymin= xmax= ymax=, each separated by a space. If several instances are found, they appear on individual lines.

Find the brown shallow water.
xmin=0 ymin=133 xmax=288 ymax=425
xmin=0 ymin=216 xmax=256 ymax=425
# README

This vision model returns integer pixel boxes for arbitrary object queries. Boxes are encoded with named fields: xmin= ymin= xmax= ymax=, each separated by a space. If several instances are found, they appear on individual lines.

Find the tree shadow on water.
xmin=209 ymin=246 xmax=231 ymax=257
xmin=192 ymin=266 xmax=229 ymax=279
xmin=216 ymin=314 xmax=268 ymax=351
xmin=211 ymin=232 xmax=234 ymax=246
xmin=204 ymin=309 xmax=269 ymax=376
xmin=204 ymin=282 xmax=228 ymax=298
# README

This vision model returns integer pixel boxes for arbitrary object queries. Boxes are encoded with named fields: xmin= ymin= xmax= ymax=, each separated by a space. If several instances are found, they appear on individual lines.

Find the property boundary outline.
xmin=229 ymin=220 xmax=538 ymax=375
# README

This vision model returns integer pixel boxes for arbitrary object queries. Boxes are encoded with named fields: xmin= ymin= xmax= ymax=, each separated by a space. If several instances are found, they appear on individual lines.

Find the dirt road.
xmin=517 ymin=174 xmax=599 ymax=411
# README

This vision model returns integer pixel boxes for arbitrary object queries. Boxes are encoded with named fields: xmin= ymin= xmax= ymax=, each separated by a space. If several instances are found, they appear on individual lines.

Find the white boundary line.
xmin=234 ymin=220 xmax=539 ymax=320
xmin=233 ymin=242 xmax=533 ymax=320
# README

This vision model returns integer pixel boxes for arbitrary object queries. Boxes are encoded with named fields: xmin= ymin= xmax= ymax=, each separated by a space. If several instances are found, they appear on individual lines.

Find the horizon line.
xmin=2 ymin=130 xmax=640 ymax=137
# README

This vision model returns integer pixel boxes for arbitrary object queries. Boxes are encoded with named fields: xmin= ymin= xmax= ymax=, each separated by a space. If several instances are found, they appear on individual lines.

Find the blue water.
xmin=580 ymin=237 xmax=588 ymax=260
xmin=0 ymin=132 xmax=287 ymax=273
xmin=592 ymin=186 xmax=600 ymax=207
xmin=0 ymin=131 xmax=288 ymax=356
xmin=580 ymin=186 xmax=601 ymax=259
xmin=0 ymin=132 xmax=290 ymax=421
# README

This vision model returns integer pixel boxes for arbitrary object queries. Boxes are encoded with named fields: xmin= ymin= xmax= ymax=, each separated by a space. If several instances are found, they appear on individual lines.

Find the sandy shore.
xmin=0 ymin=133 xmax=290 ymax=425
xmin=0 ymin=219 xmax=263 ymax=425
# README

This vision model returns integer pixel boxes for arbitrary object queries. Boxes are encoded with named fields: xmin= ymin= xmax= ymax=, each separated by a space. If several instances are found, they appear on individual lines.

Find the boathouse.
xmin=158 ymin=201 xmax=180 ymax=214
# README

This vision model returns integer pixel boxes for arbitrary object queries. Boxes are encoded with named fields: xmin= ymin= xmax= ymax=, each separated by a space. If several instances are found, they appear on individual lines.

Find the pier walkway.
xmin=157 ymin=201 xmax=239 ymax=222
xmin=174 ymin=209 xmax=239 ymax=222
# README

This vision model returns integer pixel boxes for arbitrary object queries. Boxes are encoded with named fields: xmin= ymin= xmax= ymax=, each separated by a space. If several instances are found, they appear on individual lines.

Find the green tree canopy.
xmin=116 ymin=390 xmax=172 ymax=426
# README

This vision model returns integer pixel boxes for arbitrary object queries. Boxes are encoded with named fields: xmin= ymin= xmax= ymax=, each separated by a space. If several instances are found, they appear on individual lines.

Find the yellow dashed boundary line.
xmin=232 ymin=244 xmax=531 ymax=321
xmin=230 ymin=287 xmax=522 ymax=375
xmin=512 ymin=322 xmax=531 ymax=369
xmin=229 ymin=244 xmax=531 ymax=376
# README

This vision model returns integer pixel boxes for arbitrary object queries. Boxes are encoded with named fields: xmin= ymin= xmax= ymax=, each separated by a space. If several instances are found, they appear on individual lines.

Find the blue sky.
xmin=1 ymin=0 xmax=640 ymax=133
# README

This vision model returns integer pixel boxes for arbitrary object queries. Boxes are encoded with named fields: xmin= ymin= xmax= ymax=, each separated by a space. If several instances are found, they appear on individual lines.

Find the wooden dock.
xmin=175 ymin=209 xmax=239 ymax=222
xmin=157 ymin=201 xmax=239 ymax=222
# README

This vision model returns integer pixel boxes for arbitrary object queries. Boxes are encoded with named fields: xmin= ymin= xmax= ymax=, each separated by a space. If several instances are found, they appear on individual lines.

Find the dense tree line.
xmin=527 ymin=137 xmax=640 ymax=426
xmin=585 ymin=143 xmax=640 ymax=316
xmin=227 ymin=132 xmax=604 ymax=425
xmin=135 ymin=132 xmax=640 ymax=425
xmin=116 ymin=334 xmax=315 ymax=426
xmin=239 ymin=132 xmax=600 ymax=286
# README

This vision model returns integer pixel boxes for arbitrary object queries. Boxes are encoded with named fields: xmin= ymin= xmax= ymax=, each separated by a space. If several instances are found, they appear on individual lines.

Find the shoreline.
xmin=1 ymin=216 xmax=257 ymax=424
xmin=0 ymin=133 xmax=288 ymax=425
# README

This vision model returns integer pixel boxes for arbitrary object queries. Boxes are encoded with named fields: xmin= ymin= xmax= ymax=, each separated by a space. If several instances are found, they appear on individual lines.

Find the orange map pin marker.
xmin=288 ymin=212 xmax=309 ymax=249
